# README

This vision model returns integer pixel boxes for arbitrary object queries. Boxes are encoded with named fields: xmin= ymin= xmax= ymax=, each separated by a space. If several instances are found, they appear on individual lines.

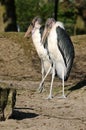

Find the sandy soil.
xmin=0 ymin=33 xmax=86 ymax=130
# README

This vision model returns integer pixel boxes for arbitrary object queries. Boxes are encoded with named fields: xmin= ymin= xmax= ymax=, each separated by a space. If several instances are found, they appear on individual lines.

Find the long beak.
xmin=24 ymin=25 xmax=33 ymax=38
xmin=42 ymin=27 xmax=50 ymax=44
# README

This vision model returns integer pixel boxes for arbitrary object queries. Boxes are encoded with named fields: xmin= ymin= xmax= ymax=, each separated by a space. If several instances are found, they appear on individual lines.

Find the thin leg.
xmin=62 ymin=70 xmax=66 ymax=98
xmin=38 ymin=61 xmax=45 ymax=92
xmin=47 ymin=64 xmax=55 ymax=99
xmin=58 ymin=69 xmax=66 ymax=99
xmin=40 ymin=60 xmax=45 ymax=80
xmin=41 ymin=61 xmax=45 ymax=88
xmin=38 ymin=65 xmax=52 ymax=93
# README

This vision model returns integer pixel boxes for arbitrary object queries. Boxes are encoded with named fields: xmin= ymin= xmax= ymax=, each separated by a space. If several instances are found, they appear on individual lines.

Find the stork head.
xmin=42 ymin=18 xmax=56 ymax=43
xmin=24 ymin=16 xmax=42 ymax=38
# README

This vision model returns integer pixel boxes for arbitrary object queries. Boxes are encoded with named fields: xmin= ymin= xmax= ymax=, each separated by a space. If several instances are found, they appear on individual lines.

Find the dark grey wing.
xmin=56 ymin=26 xmax=75 ymax=80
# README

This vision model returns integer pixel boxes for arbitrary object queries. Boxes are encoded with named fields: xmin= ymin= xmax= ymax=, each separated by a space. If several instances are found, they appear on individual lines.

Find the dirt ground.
xmin=0 ymin=33 xmax=86 ymax=130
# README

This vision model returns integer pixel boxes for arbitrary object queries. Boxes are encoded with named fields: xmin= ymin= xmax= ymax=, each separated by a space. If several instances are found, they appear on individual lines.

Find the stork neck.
xmin=32 ymin=27 xmax=40 ymax=35
xmin=32 ymin=27 xmax=42 ymax=47
xmin=31 ymin=27 xmax=48 ymax=58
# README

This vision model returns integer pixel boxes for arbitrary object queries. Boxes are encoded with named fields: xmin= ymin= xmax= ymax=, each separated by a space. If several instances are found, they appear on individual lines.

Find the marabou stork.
xmin=42 ymin=18 xmax=75 ymax=99
xmin=24 ymin=17 xmax=52 ymax=93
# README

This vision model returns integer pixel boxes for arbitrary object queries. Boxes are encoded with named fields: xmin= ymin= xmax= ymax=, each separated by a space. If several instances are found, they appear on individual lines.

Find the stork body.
xmin=24 ymin=17 xmax=52 ymax=92
xmin=42 ymin=19 xmax=75 ymax=99
xmin=32 ymin=26 xmax=52 ymax=92
xmin=48 ymin=22 xmax=67 ymax=80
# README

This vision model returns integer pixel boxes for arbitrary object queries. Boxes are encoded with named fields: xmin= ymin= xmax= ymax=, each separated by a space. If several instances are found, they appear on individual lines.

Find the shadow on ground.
xmin=10 ymin=108 xmax=39 ymax=120
xmin=69 ymin=79 xmax=86 ymax=91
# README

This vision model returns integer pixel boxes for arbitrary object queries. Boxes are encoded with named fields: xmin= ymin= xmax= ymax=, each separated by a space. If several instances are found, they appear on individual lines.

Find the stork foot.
xmin=37 ymin=82 xmax=45 ymax=93
xmin=37 ymin=86 xmax=45 ymax=93
xmin=37 ymin=87 xmax=43 ymax=93
xmin=58 ymin=95 xmax=66 ymax=99
xmin=46 ymin=94 xmax=53 ymax=100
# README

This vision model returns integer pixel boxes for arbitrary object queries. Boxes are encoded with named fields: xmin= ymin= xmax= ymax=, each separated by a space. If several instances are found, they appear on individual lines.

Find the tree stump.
xmin=0 ymin=82 xmax=16 ymax=121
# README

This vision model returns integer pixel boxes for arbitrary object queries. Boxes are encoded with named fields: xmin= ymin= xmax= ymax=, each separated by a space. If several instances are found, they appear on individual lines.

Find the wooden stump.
xmin=0 ymin=82 xmax=16 ymax=121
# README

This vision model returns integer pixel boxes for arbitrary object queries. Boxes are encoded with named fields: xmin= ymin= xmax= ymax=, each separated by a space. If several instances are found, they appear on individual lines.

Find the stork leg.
xmin=37 ymin=61 xmax=45 ymax=93
xmin=58 ymin=69 xmax=66 ymax=99
xmin=61 ymin=70 xmax=66 ymax=98
xmin=47 ymin=64 xmax=55 ymax=99
xmin=38 ymin=65 xmax=52 ymax=93
xmin=41 ymin=61 xmax=45 ymax=90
